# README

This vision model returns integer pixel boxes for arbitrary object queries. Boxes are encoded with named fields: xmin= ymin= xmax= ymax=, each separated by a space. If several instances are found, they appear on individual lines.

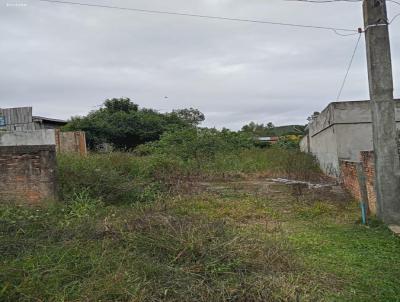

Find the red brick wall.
xmin=340 ymin=160 xmax=361 ymax=201
xmin=340 ymin=151 xmax=376 ymax=215
xmin=0 ymin=145 xmax=57 ymax=205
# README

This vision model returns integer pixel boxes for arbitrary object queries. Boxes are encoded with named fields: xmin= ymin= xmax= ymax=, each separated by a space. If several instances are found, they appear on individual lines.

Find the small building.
xmin=0 ymin=107 xmax=67 ymax=131
xmin=32 ymin=116 xmax=68 ymax=129
xmin=257 ymin=136 xmax=279 ymax=144
xmin=300 ymin=100 xmax=400 ymax=176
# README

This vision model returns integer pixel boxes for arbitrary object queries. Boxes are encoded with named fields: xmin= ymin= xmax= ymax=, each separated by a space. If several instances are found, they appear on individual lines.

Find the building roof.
xmin=257 ymin=137 xmax=279 ymax=142
xmin=32 ymin=116 xmax=67 ymax=125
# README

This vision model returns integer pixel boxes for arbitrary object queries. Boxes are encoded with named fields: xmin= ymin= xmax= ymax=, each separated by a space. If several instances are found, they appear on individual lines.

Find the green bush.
xmin=57 ymin=153 xmax=184 ymax=204
xmin=136 ymin=127 xmax=254 ymax=162
xmin=58 ymin=138 xmax=321 ymax=205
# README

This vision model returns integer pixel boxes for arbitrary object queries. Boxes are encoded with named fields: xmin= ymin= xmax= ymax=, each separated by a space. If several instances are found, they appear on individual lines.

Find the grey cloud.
xmin=1 ymin=0 xmax=399 ymax=129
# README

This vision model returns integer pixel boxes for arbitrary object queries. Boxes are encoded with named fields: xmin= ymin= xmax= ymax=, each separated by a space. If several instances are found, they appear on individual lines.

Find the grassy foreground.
xmin=1 ymin=149 xmax=400 ymax=301
xmin=1 ymin=178 xmax=400 ymax=301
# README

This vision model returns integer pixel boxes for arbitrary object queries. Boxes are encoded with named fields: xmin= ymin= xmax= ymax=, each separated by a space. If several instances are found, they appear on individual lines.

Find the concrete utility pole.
xmin=363 ymin=0 xmax=400 ymax=224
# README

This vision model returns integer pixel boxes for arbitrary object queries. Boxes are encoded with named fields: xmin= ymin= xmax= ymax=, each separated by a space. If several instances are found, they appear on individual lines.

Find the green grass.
xmin=0 ymin=198 xmax=302 ymax=301
xmin=1 ymin=151 xmax=399 ymax=301
xmin=57 ymin=149 xmax=321 ymax=204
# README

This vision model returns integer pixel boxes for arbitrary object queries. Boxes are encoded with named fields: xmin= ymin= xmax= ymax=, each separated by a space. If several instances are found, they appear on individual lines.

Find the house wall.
xmin=334 ymin=124 xmax=373 ymax=161
xmin=0 ymin=130 xmax=87 ymax=155
xmin=304 ymin=100 xmax=400 ymax=177
xmin=299 ymin=134 xmax=309 ymax=153
xmin=0 ymin=145 xmax=57 ymax=204
xmin=0 ymin=107 xmax=36 ymax=131
xmin=310 ymin=126 xmax=340 ymax=176
xmin=0 ymin=130 xmax=56 ymax=146
xmin=0 ymin=107 xmax=65 ymax=131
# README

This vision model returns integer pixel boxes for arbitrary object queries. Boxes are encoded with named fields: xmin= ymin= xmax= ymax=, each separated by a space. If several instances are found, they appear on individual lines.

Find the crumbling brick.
xmin=0 ymin=145 xmax=57 ymax=205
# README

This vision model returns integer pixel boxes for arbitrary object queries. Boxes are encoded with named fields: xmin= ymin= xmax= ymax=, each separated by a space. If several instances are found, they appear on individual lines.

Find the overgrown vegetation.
xmin=63 ymin=98 xmax=205 ymax=149
xmin=57 ymin=145 xmax=321 ymax=205
xmin=2 ymin=100 xmax=399 ymax=301
xmin=241 ymin=121 xmax=306 ymax=137
xmin=2 ymin=178 xmax=400 ymax=301
xmin=64 ymin=99 xmax=305 ymax=151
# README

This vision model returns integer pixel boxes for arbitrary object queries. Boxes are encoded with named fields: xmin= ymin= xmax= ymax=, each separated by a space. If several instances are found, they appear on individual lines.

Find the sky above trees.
xmin=1 ymin=0 xmax=400 ymax=129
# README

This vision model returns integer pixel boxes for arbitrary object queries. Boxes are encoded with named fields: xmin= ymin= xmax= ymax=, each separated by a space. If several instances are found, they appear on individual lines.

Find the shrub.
xmin=136 ymin=127 xmax=254 ymax=162
xmin=57 ymin=153 xmax=174 ymax=204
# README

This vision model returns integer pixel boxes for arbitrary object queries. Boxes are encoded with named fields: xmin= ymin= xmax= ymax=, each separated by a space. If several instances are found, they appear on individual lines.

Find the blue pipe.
xmin=360 ymin=202 xmax=367 ymax=225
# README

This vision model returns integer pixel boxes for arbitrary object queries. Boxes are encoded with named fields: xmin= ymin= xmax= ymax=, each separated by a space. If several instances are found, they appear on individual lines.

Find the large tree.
xmin=64 ymin=98 xmax=200 ymax=150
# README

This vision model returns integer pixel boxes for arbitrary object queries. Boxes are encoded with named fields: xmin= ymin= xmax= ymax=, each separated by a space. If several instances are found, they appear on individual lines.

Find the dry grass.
xmin=2 ymin=152 xmax=400 ymax=301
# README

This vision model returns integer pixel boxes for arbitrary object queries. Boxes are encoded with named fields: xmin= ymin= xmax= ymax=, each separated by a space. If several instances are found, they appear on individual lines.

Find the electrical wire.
xmin=285 ymin=0 xmax=362 ymax=3
xmin=390 ymin=12 xmax=400 ymax=23
xmin=286 ymin=0 xmax=400 ymax=4
xmin=336 ymin=33 xmax=362 ymax=101
xmin=35 ymin=0 xmax=359 ymax=36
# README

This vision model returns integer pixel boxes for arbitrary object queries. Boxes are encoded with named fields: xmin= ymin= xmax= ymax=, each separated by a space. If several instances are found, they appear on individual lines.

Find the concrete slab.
xmin=388 ymin=225 xmax=400 ymax=236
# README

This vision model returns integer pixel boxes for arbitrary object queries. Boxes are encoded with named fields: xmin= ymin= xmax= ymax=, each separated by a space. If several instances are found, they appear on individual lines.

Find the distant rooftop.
xmin=33 ymin=116 xmax=67 ymax=125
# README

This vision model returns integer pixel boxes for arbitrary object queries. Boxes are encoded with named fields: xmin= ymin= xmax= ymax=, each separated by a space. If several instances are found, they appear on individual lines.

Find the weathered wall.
xmin=340 ymin=160 xmax=361 ymax=201
xmin=360 ymin=151 xmax=377 ymax=214
xmin=0 ymin=130 xmax=87 ymax=155
xmin=0 ymin=107 xmax=36 ymax=131
xmin=340 ymin=151 xmax=377 ymax=215
xmin=0 ymin=145 xmax=57 ymax=204
xmin=0 ymin=130 xmax=56 ymax=146
xmin=306 ymin=100 xmax=400 ymax=176
xmin=334 ymin=123 xmax=374 ymax=161
xmin=299 ymin=134 xmax=309 ymax=153
xmin=310 ymin=126 xmax=340 ymax=176
xmin=55 ymin=130 xmax=87 ymax=156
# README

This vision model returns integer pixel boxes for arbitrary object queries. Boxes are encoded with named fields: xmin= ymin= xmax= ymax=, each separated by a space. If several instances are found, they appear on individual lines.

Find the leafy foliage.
xmin=63 ymin=98 xmax=200 ymax=150
xmin=172 ymin=108 xmax=205 ymax=126
xmin=136 ymin=127 xmax=254 ymax=162
xmin=57 ymin=153 xmax=183 ymax=204
xmin=275 ymin=135 xmax=302 ymax=150
xmin=241 ymin=122 xmax=306 ymax=137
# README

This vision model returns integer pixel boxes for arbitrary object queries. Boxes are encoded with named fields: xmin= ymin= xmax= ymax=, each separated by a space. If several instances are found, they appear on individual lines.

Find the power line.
xmin=286 ymin=0 xmax=362 ymax=3
xmin=36 ymin=0 xmax=359 ymax=36
xmin=287 ymin=0 xmax=400 ymax=4
xmin=390 ymin=12 xmax=400 ymax=23
xmin=336 ymin=33 xmax=362 ymax=101
xmin=387 ymin=0 xmax=400 ymax=6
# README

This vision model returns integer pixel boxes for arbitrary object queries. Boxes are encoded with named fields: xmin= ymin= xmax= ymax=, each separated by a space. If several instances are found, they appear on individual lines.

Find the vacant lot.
xmin=1 ymin=150 xmax=400 ymax=301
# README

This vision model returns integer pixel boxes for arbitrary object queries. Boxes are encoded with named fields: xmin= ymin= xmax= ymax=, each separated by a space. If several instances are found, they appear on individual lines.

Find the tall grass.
xmin=0 ymin=198 xmax=301 ymax=302
xmin=57 ymin=149 xmax=321 ymax=204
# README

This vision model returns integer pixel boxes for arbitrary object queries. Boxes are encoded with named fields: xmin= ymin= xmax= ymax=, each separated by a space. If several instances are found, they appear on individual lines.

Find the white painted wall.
xmin=0 ymin=130 xmax=56 ymax=146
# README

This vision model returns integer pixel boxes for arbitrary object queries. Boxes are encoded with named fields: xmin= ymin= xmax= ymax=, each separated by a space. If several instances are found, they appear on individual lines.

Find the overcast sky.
xmin=1 ymin=0 xmax=400 ymax=129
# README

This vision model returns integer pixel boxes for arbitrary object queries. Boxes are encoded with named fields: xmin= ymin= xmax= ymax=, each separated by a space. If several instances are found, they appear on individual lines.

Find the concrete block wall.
xmin=0 ymin=107 xmax=36 ymax=131
xmin=0 ymin=130 xmax=56 ymax=146
xmin=340 ymin=151 xmax=377 ymax=215
xmin=0 ymin=130 xmax=87 ymax=156
xmin=0 ymin=145 xmax=57 ymax=204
